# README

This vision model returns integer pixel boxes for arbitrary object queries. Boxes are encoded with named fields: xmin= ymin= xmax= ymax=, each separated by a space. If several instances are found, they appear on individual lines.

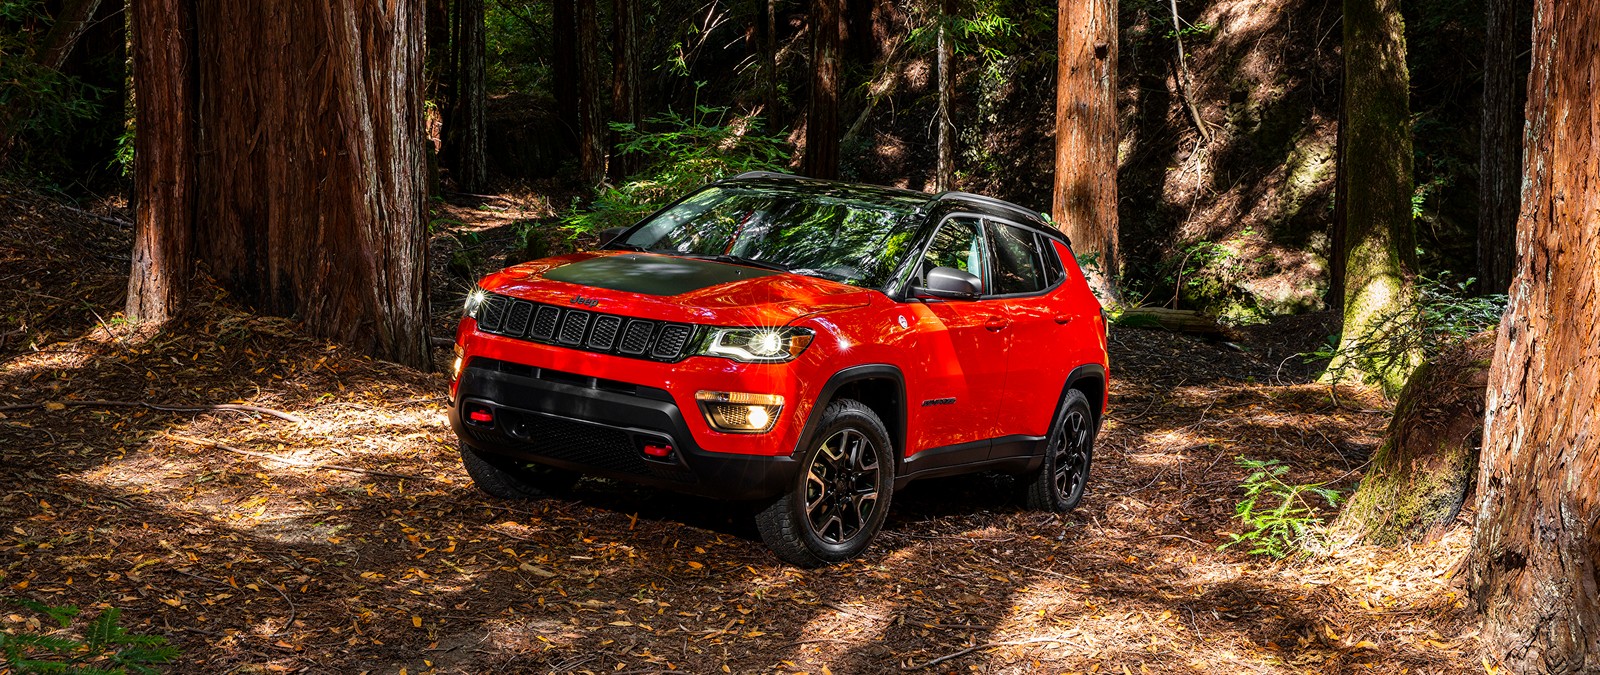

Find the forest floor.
xmin=0 ymin=187 xmax=1485 ymax=674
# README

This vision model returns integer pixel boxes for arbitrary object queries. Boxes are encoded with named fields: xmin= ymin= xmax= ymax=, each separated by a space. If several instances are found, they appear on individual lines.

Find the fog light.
xmin=696 ymin=390 xmax=783 ymax=433
xmin=452 ymin=344 xmax=465 ymax=379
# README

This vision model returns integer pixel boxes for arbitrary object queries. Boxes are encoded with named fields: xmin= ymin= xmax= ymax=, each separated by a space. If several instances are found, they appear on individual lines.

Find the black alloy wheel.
xmin=755 ymin=399 xmax=895 ymax=567
xmin=1022 ymin=388 xmax=1095 ymax=512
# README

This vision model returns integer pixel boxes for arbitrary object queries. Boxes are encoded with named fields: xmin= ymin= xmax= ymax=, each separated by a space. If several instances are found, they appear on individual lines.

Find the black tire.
xmin=1022 ymin=388 xmax=1096 ymax=512
xmin=755 ymin=399 xmax=895 ymax=567
xmin=459 ymin=442 xmax=577 ymax=499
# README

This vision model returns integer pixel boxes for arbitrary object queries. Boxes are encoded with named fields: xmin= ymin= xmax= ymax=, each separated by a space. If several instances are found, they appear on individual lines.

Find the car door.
xmin=982 ymin=220 xmax=1071 ymax=458
xmin=906 ymin=216 xmax=1011 ymax=455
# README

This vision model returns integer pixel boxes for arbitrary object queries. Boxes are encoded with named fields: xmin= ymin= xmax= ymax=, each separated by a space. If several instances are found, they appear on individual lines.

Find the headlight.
xmin=696 ymin=390 xmax=784 ymax=433
xmin=697 ymin=327 xmax=815 ymax=363
xmin=463 ymin=286 xmax=489 ymax=318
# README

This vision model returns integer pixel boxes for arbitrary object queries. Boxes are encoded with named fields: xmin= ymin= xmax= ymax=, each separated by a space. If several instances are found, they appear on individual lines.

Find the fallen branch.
xmin=163 ymin=433 xmax=423 ymax=481
xmin=904 ymin=635 xmax=1082 ymax=670
xmin=60 ymin=204 xmax=133 ymax=229
xmin=1115 ymin=307 xmax=1226 ymax=337
xmin=0 ymin=400 xmax=304 ymax=424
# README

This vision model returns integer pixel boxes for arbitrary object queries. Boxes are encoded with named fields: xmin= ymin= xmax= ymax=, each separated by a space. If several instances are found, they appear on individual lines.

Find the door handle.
xmin=984 ymin=317 xmax=1009 ymax=332
xmin=1054 ymin=315 xmax=1074 ymax=325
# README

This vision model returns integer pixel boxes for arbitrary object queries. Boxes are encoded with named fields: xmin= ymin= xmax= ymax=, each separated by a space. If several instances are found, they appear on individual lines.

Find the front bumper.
xmin=450 ymin=358 xmax=801 ymax=501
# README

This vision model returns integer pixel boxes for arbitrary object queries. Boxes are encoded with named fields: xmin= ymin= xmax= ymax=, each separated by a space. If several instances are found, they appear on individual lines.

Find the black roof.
xmin=722 ymin=171 xmax=1066 ymax=244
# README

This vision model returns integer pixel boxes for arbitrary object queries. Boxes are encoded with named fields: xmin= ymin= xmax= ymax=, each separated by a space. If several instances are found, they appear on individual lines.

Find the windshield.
xmin=617 ymin=185 xmax=924 ymax=289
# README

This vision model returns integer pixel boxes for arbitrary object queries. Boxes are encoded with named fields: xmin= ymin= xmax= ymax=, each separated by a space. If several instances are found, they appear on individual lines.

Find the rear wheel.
xmin=459 ymin=442 xmax=577 ymax=499
xmin=755 ymin=400 xmax=894 ymax=567
xmin=1022 ymin=388 xmax=1095 ymax=512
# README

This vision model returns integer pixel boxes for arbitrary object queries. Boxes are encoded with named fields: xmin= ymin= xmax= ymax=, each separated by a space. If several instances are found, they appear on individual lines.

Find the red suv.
xmin=449 ymin=173 xmax=1108 ymax=566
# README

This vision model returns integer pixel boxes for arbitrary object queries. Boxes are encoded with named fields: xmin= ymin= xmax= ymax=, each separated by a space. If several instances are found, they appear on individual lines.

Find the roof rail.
xmin=932 ymin=191 xmax=1067 ymax=242
xmin=727 ymin=170 xmax=798 ymax=181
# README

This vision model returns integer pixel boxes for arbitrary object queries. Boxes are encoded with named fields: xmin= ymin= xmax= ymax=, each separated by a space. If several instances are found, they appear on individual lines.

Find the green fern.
xmin=1 ymin=599 xmax=178 ymax=675
xmin=1220 ymin=457 xmax=1342 ymax=558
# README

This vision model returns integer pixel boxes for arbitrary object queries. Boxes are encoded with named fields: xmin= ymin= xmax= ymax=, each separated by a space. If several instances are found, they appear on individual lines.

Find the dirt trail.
xmin=0 ymin=189 xmax=1480 ymax=673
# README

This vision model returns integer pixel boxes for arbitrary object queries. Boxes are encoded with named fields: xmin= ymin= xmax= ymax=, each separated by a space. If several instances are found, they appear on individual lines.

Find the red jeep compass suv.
xmin=449 ymin=172 xmax=1108 ymax=566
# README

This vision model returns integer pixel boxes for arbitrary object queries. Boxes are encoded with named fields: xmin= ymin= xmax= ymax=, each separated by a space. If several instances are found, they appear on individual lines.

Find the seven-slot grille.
xmin=476 ymin=293 xmax=698 ymax=362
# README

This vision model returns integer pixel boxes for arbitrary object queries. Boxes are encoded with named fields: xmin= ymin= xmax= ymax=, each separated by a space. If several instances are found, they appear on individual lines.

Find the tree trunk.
xmin=184 ymin=0 xmax=432 ymax=368
xmin=446 ymin=0 xmax=487 ymax=191
xmin=934 ymin=0 xmax=953 ymax=192
xmin=608 ymin=0 xmax=639 ymax=184
xmin=1323 ymin=0 xmax=1420 ymax=395
xmin=1476 ymin=0 xmax=1521 ymax=296
xmin=1468 ymin=3 xmax=1600 ymax=670
xmin=801 ymin=0 xmax=842 ymax=180
xmin=551 ymin=0 xmax=578 ymax=139
xmin=761 ymin=0 xmax=779 ymax=121
xmin=1333 ymin=332 xmax=1493 ymax=546
xmin=125 ymin=0 xmax=197 ymax=323
xmin=575 ymin=0 xmax=604 ymax=185
xmin=1051 ymin=0 xmax=1119 ymax=302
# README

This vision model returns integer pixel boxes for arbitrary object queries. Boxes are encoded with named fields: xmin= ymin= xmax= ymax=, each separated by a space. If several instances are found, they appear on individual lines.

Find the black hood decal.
xmin=540 ymin=254 xmax=780 ymax=296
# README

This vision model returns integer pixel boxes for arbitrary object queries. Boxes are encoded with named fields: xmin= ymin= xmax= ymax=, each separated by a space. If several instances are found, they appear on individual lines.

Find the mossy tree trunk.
xmin=1323 ymin=0 xmax=1421 ymax=395
xmin=1333 ymin=333 xmax=1493 ymax=546
xmin=1052 ymin=0 xmax=1119 ymax=302
xmin=1468 ymin=2 xmax=1600 ymax=669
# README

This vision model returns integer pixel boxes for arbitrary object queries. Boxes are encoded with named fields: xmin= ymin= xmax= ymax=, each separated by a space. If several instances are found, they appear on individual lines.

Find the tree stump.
xmin=1333 ymin=331 xmax=1494 ymax=546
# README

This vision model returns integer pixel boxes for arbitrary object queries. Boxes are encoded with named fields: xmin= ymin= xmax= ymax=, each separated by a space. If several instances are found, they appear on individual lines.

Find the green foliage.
xmin=1155 ymin=236 xmax=1266 ymax=325
xmin=1220 ymin=457 xmax=1341 ymax=558
xmin=1310 ymin=272 xmax=1507 ymax=378
xmin=562 ymin=105 xmax=789 ymax=236
xmin=1 ymin=599 xmax=178 ymax=674
xmin=0 ymin=1 xmax=109 ymax=166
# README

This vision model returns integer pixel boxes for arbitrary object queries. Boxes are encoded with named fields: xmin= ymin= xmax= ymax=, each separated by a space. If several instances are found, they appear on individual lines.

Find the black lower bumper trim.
xmin=450 ymin=359 xmax=798 ymax=501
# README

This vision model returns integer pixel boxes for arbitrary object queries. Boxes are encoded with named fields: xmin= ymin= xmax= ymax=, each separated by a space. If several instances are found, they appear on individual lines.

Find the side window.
xmin=1036 ymin=232 xmax=1066 ymax=285
xmin=919 ymin=217 xmax=987 ymax=293
xmin=986 ymin=221 xmax=1045 ymax=295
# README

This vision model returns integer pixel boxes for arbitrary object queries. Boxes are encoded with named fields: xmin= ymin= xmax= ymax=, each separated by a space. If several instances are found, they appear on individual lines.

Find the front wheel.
xmin=1021 ymin=388 xmax=1096 ymax=512
xmin=755 ymin=400 xmax=895 ymax=567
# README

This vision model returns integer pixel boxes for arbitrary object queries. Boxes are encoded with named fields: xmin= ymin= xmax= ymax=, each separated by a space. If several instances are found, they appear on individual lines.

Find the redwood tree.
xmin=1051 ymin=0 xmax=1118 ymax=301
xmin=445 ymin=0 xmax=488 ymax=192
xmin=1324 ymin=0 xmax=1420 ymax=394
xmin=801 ymin=0 xmax=843 ymax=180
xmin=1468 ymin=2 xmax=1600 ymax=670
xmin=128 ymin=0 xmax=432 ymax=369
xmin=125 ymin=0 xmax=196 ymax=324
xmin=609 ymin=0 xmax=640 ymax=183
xmin=575 ymin=0 xmax=604 ymax=185
xmin=1476 ymin=0 xmax=1522 ymax=295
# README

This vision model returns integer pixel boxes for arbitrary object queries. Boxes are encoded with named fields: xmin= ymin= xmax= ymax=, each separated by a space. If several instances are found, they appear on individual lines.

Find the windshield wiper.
xmin=605 ymin=241 xmax=648 ymax=252
xmin=673 ymin=252 xmax=790 ymax=273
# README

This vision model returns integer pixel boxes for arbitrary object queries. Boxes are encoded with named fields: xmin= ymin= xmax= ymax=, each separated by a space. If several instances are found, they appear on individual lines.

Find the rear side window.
xmin=986 ymin=221 xmax=1045 ymax=295
xmin=1036 ymin=232 xmax=1066 ymax=285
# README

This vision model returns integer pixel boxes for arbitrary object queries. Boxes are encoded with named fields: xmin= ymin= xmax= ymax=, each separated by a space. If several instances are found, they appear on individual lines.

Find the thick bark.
xmin=445 ymin=0 xmax=487 ymax=191
xmin=1477 ymin=0 xmax=1521 ymax=296
xmin=187 ymin=0 xmax=432 ymax=368
xmin=801 ymin=0 xmax=843 ymax=180
xmin=126 ymin=0 xmax=197 ymax=323
xmin=1323 ymin=0 xmax=1420 ymax=394
xmin=1051 ymin=0 xmax=1119 ymax=301
xmin=575 ymin=0 xmax=604 ymax=185
xmin=1468 ymin=3 xmax=1600 ymax=671
xmin=934 ymin=0 xmax=953 ymax=191
xmin=1334 ymin=333 xmax=1493 ymax=546
xmin=608 ymin=0 xmax=639 ymax=183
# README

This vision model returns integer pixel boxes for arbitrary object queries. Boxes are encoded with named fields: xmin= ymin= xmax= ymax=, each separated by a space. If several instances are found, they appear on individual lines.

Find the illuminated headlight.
xmin=697 ymin=327 xmax=814 ymax=363
xmin=463 ymin=286 xmax=489 ymax=319
xmin=696 ymin=391 xmax=784 ymax=433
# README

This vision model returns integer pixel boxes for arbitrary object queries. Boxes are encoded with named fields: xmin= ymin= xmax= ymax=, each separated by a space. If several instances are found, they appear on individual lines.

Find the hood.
xmin=481 ymin=251 xmax=877 ymax=326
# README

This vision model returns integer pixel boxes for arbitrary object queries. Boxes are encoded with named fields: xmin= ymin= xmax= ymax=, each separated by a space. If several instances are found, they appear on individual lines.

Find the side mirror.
xmin=597 ymin=226 xmax=629 ymax=248
xmin=916 ymin=266 xmax=983 ymax=300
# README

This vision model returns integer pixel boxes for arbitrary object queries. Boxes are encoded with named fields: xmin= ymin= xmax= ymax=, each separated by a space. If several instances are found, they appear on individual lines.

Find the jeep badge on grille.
xmin=571 ymin=295 xmax=600 ymax=307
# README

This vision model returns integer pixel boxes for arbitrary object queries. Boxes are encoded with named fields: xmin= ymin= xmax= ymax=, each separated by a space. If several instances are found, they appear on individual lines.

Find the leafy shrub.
xmin=1 ymin=598 xmax=178 ymax=674
xmin=561 ymin=106 xmax=789 ymax=237
xmin=1220 ymin=457 xmax=1341 ymax=558
xmin=1311 ymin=272 xmax=1508 ymax=382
